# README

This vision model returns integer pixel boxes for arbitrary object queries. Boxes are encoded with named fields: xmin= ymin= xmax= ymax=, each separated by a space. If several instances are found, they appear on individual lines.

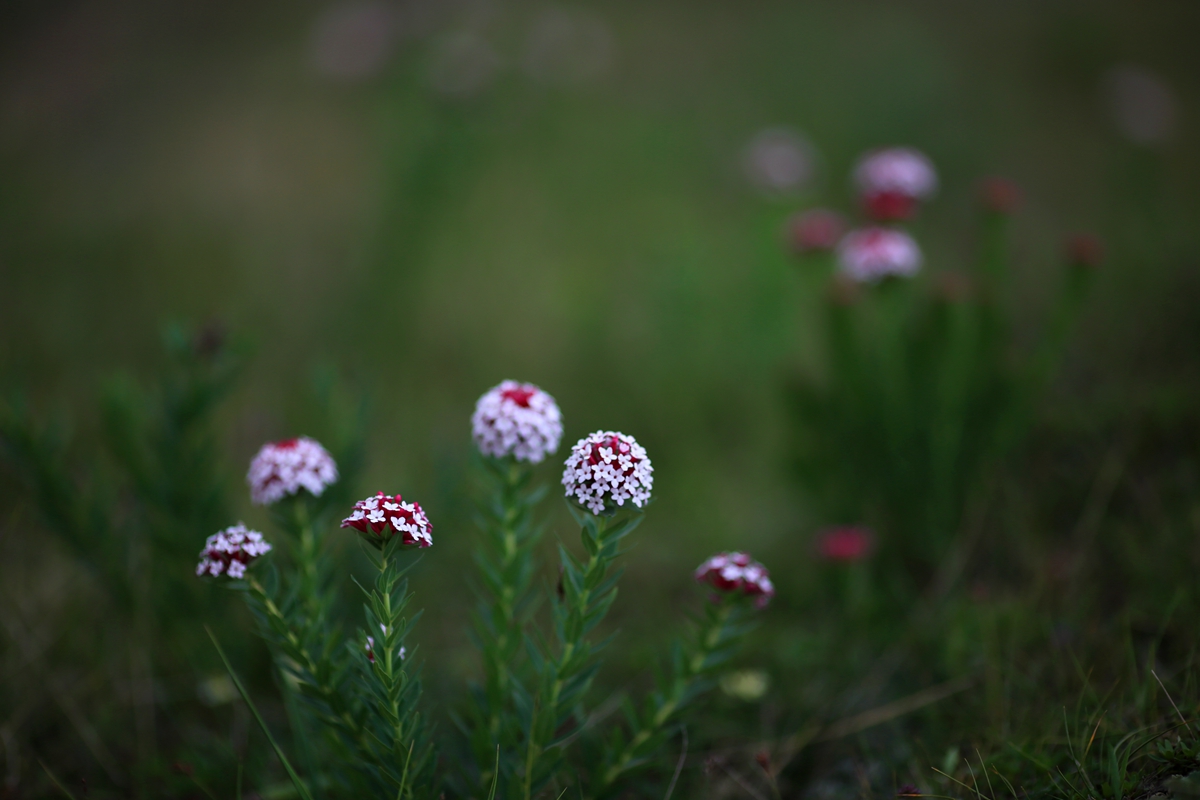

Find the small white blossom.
xmin=196 ymin=524 xmax=271 ymax=579
xmin=836 ymin=227 xmax=922 ymax=283
xmin=247 ymin=437 xmax=339 ymax=505
xmin=562 ymin=431 xmax=653 ymax=515
xmin=472 ymin=381 xmax=563 ymax=464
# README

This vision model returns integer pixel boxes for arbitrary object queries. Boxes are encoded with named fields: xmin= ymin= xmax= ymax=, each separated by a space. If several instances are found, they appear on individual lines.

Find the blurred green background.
xmin=3 ymin=0 xmax=1200 ymax=793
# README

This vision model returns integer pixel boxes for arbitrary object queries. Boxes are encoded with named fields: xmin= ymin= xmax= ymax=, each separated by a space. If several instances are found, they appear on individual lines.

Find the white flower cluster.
xmin=836 ymin=227 xmax=922 ymax=282
xmin=853 ymin=147 xmax=938 ymax=199
xmin=196 ymin=523 xmax=272 ymax=579
xmin=247 ymin=437 xmax=339 ymax=505
xmin=472 ymin=380 xmax=563 ymax=463
xmin=562 ymin=431 xmax=653 ymax=515
xmin=694 ymin=551 xmax=775 ymax=605
xmin=341 ymin=492 xmax=433 ymax=547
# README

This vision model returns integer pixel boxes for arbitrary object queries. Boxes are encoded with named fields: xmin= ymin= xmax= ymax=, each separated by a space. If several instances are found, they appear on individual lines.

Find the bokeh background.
xmin=3 ymin=0 xmax=1200 ymax=795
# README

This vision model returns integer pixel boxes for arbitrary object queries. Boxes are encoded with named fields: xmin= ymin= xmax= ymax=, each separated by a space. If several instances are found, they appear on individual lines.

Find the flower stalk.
xmin=595 ymin=595 xmax=750 ymax=795
xmin=522 ymin=506 xmax=642 ymax=798
xmin=468 ymin=457 xmax=546 ymax=790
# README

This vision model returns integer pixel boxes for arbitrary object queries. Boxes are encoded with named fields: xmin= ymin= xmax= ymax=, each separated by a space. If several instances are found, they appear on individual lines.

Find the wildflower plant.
xmin=787 ymin=148 xmax=1098 ymax=589
xmin=183 ymin=378 xmax=766 ymax=799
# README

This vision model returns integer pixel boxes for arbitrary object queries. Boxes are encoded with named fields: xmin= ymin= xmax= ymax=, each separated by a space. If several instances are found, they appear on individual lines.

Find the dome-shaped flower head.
xmin=471 ymin=380 xmax=563 ymax=463
xmin=561 ymin=431 xmax=653 ymax=515
xmin=341 ymin=492 xmax=432 ymax=547
xmin=694 ymin=552 xmax=775 ymax=607
xmin=786 ymin=209 xmax=846 ymax=255
xmin=836 ymin=227 xmax=922 ymax=283
xmin=247 ymin=437 xmax=339 ymax=506
xmin=853 ymin=147 xmax=938 ymax=222
xmin=196 ymin=523 xmax=272 ymax=579
xmin=815 ymin=526 xmax=875 ymax=562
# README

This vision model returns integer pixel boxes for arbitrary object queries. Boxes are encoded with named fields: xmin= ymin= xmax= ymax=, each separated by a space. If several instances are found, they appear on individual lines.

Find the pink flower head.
xmin=341 ymin=492 xmax=432 ymax=547
xmin=196 ymin=523 xmax=272 ymax=579
xmin=836 ymin=227 xmax=922 ymax=283
xmin=786 ymin=209 xmax=847 ymax=255
xmin=562 ymin=431 xmax=653 ymax=515
xmin=853 ymin=147 xmax=938 ymax=222
xmin=472 ymin=380 xmax=563 ymax=463
xmin=816 ymin=526 xmax=875 ymax=562
xmin=694 ymin=552 xmax=775 ymax=607
xmin=247 ymin=437 xmax=339 ymax=506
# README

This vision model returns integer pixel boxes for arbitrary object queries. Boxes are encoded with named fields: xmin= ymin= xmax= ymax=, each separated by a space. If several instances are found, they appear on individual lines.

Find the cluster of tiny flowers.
xmin=365 ymin=636 xmax=406 ymax=665
xmin=341 ymin=492 xmax=432 ymax=547
xmin=694 ymin=552 xmax=775 ymax=607
xmin=836 ymin=227 xmax=922 ymax=282
xmin=471 ymin=380 xmax=563 ymax=463
xmin=853 ymin=147 xmax=938 ymax=222
xmin=247 ymin=437 xmax=339 ymax=505
xmin=196 ymin=523 xmax=272 ymax=579
xmin=562 ymin=431 xmax=653 ymax=515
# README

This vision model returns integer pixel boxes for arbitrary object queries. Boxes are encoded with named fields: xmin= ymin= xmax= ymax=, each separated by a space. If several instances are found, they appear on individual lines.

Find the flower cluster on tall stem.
xmin=593 ymin=552 xmax=773 ymax=796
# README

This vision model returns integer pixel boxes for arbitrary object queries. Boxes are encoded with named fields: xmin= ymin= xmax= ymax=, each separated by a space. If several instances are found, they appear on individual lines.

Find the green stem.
xmin=244 ymin=577 xmax=368 ymax=752
xmin=524 ymin=508 xmax=640 ymax=795
xmin=597 ymin=598 xmax=743 ymax=795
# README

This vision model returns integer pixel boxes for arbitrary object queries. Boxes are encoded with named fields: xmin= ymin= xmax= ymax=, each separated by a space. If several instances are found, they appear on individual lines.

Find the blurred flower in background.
xmin=742 ymin=127 xmax=817 ymax=196
xmin=196 ymin=524 xmax=272 ymax=578
xmin=815 ymin=526 xmax=875 ymax=563
xmin=471 ymin=380 xmax=563 ymax=463
xmin=836 ymin=227 xmax=922 ymax=282
xmin=247 ymin=437 xmax=339 ymax=505
xmin=1103 ymin=64 xmax=1177 ymax=146
xmin=427 ymin=30 xmax=502 ymax=98
xmin=309 ymin=2 xmax=404 ymax=81
xmin=786 ymin=208 xmax=846 ymax=255
xmin=853 ymin=147 xmax=938 ymax=222
xmin=523 ymin=5 xmax=614 ymax=85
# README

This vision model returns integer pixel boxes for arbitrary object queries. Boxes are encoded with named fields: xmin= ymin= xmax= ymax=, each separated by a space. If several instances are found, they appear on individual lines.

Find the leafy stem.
xmin=595 ymin=594 xmax=751 ymax=795
xmin=523 ymin=506 xmax=642 ymax=797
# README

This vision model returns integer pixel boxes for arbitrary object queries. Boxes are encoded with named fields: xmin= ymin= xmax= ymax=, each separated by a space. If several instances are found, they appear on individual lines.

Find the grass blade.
xmin=205 ymin=625 xmax=315 ymax=800
xmin=39 ymin=760 xmax=79 ymax=800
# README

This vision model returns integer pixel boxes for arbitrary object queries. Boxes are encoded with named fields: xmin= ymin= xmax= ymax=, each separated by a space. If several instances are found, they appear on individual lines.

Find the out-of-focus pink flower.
xmin=786 ymin=209 xmax=846 ymax=255
xmin=853 ymin=147 xmax=937 ymax=222
xmin=743 ymin=127 xmax=816 ymax=196
xmin=815 ymin=526 xmax=875 ymax=562
xmin=836 ymin=227 xmax=922 ymax=282
xmin=196 ymin=524 xmax=272 ymax=579
xmin=341 ymin=492 xmax=432 ymax=547
xmin=1064 ymin=234 xmax=1104 ymax=269
xmin=978 ymin=176 xmax=1022 ymax=215
xmin=562 ymin=431 xmax=653 ymax=515
xmin=472 ymin=380 xmax=563 ymax=464
xmin=309 ymin=3 xmax=401 ymax=81
xmin=1104 ymin=65 xmax=1177 ymax=146
xmin=694 ymin=552 xmax=775 ymax=607
xmin=247 ymin=437 xmax=339 ymax=505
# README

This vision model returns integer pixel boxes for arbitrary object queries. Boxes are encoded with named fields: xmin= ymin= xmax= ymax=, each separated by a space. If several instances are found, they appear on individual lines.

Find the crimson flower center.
xmin=500 ymin=387 xmax=535 ymax=407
